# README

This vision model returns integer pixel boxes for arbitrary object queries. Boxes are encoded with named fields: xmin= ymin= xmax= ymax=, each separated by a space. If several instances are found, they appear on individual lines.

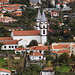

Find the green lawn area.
xmin=0 ymin=57 xmax=7 ymax=68
xmin=56 ymin=65 xmax=72 ymax=72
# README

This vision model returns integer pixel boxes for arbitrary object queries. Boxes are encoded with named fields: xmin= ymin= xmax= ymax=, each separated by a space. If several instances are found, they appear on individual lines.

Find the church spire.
xmin=41 ymin=11 xmax=47 ymax=22
xmin=37 ymin=9 xmax=41 ymax=20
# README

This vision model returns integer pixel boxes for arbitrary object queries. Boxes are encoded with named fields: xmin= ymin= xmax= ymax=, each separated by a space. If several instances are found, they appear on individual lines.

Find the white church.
xmin=11 ymin=9 xmax=48 ymax=47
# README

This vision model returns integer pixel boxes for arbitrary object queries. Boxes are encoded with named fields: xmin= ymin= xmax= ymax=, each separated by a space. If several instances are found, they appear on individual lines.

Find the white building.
xmin=40 ymin=67 xmax=54 ymax=75
xmin=30 ymin=43 xmax=50 ymax=54
xmin=0 ymin=68 xmax=11 ymax=75
xmin=28 ymin=52 xmax=43 ymax=60
xmin=11 ymin=10 xmax=48 ymax=46
xmin=0 ymin=37 xmax=18 ymax=50
xmin=15 ymin=47 xmax=26 ymax=54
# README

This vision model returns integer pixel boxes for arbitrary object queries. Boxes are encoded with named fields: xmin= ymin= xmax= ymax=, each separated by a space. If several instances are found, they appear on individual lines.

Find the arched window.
xmin=43 ymin=30 xmax=45 ymax=34
xmin=43 ymin=26 xmax=45 ymax=28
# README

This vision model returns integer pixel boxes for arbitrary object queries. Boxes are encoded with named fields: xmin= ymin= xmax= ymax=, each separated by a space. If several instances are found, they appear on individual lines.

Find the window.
xmin=15 ymin=46 xmax=17 ymax=48
xmin=4 ymin=46 xmax=6 ymax=48
xmin=40 ymin=51 xmax=41 ymax=53
xmin=6 ymin=74 xmax=9 ymax=75
xmin=43 ymin=30 xmax=45 ymax=34
xmin=9 ymin=46 xmax=11 ymax=48
xmin=21 ymin=51 xmax=23 ymax=53
xmin=43 ymin=26 xmax=45 ymax=28
xmin=12 ymin=46 xmax=14 ymax=48
xmin=39 ymin=57 xmax=41 ymax=58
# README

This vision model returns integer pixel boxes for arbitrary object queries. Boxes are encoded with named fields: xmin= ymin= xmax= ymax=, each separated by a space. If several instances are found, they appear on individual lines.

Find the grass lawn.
xmin=56 ymin=65 xmax=72 ymax=72
xmin=0 ymin=57 xmax=7 ymax=68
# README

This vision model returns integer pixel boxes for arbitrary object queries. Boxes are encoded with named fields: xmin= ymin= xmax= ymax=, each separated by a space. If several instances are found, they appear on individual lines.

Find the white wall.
xmin=12 ymin=35 xmax=41 ymax=45
xmin=41 ymin=71 xmax=54 ymax=75
xmin=1 ymin=44 xmax=18 ymax=50
xmin=30 ymin=55 xmax=43 ymax=60
xmin=0 ymin=71 xmax=11 ymax=75
xmin=41 ymin=36 xmax=47 ymax=45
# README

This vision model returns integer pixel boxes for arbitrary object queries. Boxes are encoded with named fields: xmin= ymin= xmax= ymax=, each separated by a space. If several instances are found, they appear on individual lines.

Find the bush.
xmin=46 ymin=55 xmax=54 ymax=61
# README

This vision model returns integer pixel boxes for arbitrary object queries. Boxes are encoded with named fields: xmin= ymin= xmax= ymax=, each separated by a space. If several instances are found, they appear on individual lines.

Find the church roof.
xmin=37 ymin=9 xmax=41 ymax=20
xmin=41 ymin=11 xmax=47 ymax=22
xmin=13 ymin=30 xmax=40 ymax=36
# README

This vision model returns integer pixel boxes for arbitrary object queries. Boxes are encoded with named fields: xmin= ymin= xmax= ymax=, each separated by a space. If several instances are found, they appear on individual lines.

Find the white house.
xmin=0 ymin=37 xmax=18 ymax=50
xmin=51 ymin=12 xmax=59 ymax=18
xmin=0 ymin=68 xmax=11 ymax=75
xmin=56 ymin=3 xmax=67 ymax=8
xmin=28 ymin=52 xmax=43 ymax=61
xmin=11 ymin=10 xmax=48 ymax=46
xmin=51 ymin=42 xmax=70 ymax=52
xmin=40 ymin=67 xmax=54 ymax=75
xmin=14 ymin=47 xmax=26 ymax=54
xmin=29 ymin=43 xmax=50 ymax=54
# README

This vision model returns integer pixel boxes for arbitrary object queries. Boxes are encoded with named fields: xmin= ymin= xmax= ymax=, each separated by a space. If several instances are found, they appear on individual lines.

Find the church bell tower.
xmin=40 ymin=11 xmax=48 ymax=44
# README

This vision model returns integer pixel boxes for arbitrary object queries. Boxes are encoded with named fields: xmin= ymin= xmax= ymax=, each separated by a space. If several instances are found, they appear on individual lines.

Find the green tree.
xmin=70 ymin=53 xmax=75 ymax=61
xmin=28 ymin=40 xmax=38 ymax=47
xmin=58 ymin=52 xmax=70 ymax=64
xmin=0 ymin=43 xmax=4 ymax=50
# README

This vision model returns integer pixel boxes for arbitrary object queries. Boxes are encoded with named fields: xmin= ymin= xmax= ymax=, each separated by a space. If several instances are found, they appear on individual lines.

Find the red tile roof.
xmin=0 ymin=68 xmax=11 ymax=73
xmin=43 ymin=67 xmax=53 ymax=71
xmin=53 ymin=44 xmax=70 ymax=49
xmin=0 ymin=37 xmax=13 ymax=41
xmin=15 ymin=47 xmax=26 ymax=51
xmin=0 ymin=40 xmax=18 ymax=44
xmin=29 ymin=52 xmax=43 ymax=56
xmin=58 ymin=50 xmax=71 ymax=53
xmin=13 ymin=30 xmax=40 ymax=36
xmin=53 ymin=45 xmax=63 ymax=49
xmin=51 ymin=51 xmax=58 ymax=54
xmin=30 ymin=46 xmax=50 ymax=51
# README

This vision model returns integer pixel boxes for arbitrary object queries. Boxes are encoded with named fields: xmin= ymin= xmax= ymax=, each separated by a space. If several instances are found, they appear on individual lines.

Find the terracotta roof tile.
xmin=53 ymin=44 xmax=70 ymax=49
xmin=29 ymin=52 xmax=43 ymax=56
xmin=0 ymin=40 xmax=18 ymax=44
xmin=15 ymin=47 xmax=26 ymax=51
xmin=43 ymin=67 xmax=53 ymax=71
xmin=58 ymin=50 xmax=71 ymax=53
xmin=13 ymin=30 xmax=40 ymax=36
xmin=30 ymin=46 xmax=50 ymax=51
xmin=51 ymin=51 xmax=57 ymax=54
xmin=0 ymin=68 xmax=11 ymax=73
xmin=0 ymin=37 xmax=13 ymax=41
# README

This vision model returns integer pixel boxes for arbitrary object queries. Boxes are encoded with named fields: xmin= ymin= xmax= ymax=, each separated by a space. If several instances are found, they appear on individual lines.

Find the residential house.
xmin=51 ymin=42 xmax=70 ymax=52
xmin=0 ymin=68 xmax=11 ymax=75
xmin=29 ymin=43 xmax=50 ymax=54
xmin=14 ymin=47 xmax=26 ymax=54
xmin=0 ymin=16 xmax=16 ymax=23
xmin=0 ymin=37 xmax=18 ymax=50
xmin=51 ymin=50 xmax=71 ymax=57
xmin=28 ymin=52 xmax=43 ymax=61
xmin=51 ymin=11 xmax=59 ymax=18
xmin=40 ymin=67 xmax=54 ymax=75
xmin=12 ymin=11 xmax=22 ymax=16
xmin=0 ymin=0 xmax=9 ymax=4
